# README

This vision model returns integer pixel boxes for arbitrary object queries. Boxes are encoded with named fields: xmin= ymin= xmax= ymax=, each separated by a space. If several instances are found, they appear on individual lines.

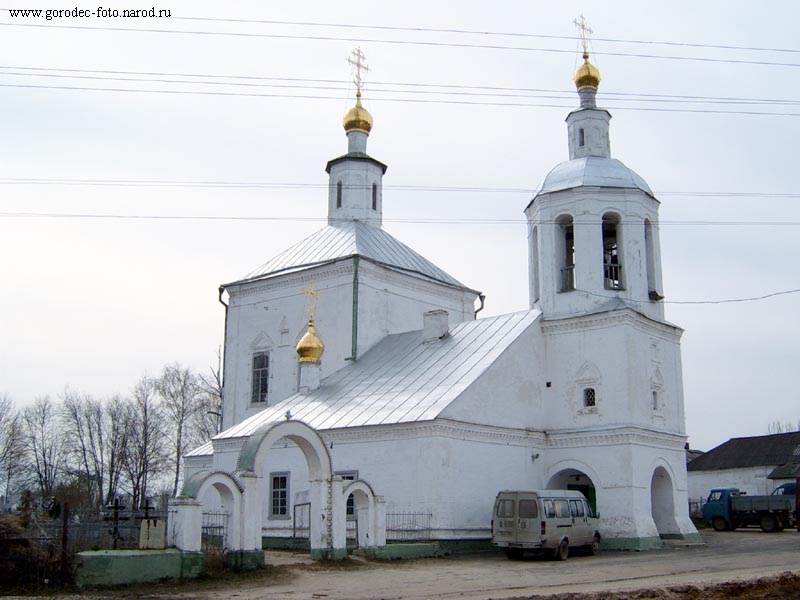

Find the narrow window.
xmin=251 ymin=352 xmax=269 ymax=403
xmin=336 ymin=181 xmax=342 ymax=208
xmin=372 ymin=183 xmax=377 ymax=210
xmin=602 ymin=214 xmax=623 ymax=290
xmin=531 ymin=226 xmax=540 ymax=301
xmin=644 ymin=219 xmax=657 ymax=295
xmin=652 ymin=390 xmax=659 ymax=410
xmin=579 ymin=128 xmax=585 ymax=147
xmin=269 ymin=472 xmax=289 ymax=518
xmin=583 ymin=387 xmax=596 ymax=407
xmin=337 ymin=470 xmax=358 ymax=517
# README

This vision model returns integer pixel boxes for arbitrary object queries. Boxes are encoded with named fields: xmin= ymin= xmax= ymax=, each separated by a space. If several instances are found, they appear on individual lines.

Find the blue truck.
xmin=701 ymin=482 xmax=797 ymax=532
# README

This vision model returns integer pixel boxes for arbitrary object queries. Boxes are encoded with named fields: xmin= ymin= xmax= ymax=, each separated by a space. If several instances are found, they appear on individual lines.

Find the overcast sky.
xmin=1 ymin=1 xmax=798 ymax=452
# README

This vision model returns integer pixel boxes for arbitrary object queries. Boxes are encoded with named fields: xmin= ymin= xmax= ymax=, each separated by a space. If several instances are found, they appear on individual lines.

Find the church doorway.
xmin=650 ymin=466 xmax=679 ymax=538
xmin=546 ymin=469 xmax=597 ymax=515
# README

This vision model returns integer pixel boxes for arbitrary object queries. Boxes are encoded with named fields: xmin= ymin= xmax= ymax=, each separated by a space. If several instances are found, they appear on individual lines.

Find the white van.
xmin=492 ymin=490 xmax=601 ymax=560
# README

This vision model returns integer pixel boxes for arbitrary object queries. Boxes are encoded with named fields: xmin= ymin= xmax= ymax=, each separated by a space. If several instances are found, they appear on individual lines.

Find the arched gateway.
xmin=169 ymin=420 xmax=385 ymax=564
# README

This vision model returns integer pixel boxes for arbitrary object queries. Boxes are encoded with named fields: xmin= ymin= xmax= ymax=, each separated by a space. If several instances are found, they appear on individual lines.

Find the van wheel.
xmin=711 ymin=516 xmax=728 ymax=531
xmin=590 ymin=534 xmax=601 ymax=556
xmin=505 ymin=548 xmax=523 ymax=560
xmin=759 ymin=514 xmax=778 ymax=533
xmin=554 ymin=539 xmax=569 ymax=561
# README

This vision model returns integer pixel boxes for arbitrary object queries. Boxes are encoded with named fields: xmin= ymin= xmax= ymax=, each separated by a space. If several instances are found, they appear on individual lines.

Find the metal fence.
xmin=201 ymin=511 xmax=228 ymax=554
xmin=386 ymin=512 xmax=432 ymax=542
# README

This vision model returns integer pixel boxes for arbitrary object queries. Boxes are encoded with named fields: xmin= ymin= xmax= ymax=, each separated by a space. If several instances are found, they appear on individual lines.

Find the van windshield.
xmin=497 ymin=499 xmax=515 ymax=518
xmin=519 ymin=500 xmax=538 ymax=519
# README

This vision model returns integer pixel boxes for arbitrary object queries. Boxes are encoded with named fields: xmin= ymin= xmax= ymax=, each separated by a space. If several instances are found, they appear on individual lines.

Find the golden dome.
xmin=296 ymin=319 xmax=325 ymax=363
xmin=574 ymin=53 xmax=601 ymax=91
xmin=343 ymin=93 xmax=373 ymax=134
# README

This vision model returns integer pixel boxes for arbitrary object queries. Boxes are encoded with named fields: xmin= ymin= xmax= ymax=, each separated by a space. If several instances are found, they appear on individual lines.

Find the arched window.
xmin=336 ymin=181 xmax=342 ymax=208
xmin=579 ymin=128 xmax=585 ymax=147
xmin=556 ymin=215 xmax=575 ymax=292
xmin=372 ymin=183 xmax=377 ymax=210
xmin=602 ymin=213 xmax=624 ymax=290
xmin=583 ymin=387 xmax=596 ymax=407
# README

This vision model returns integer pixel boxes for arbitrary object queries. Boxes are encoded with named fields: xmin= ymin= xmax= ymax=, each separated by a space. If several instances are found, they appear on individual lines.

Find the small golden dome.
xmin=296 ymin=319 xmax=325 ymax=363
xmin=343 ymin=94 xmax=373 ymax=134
xmin=574 ymin=53 xmax=601 ymax=91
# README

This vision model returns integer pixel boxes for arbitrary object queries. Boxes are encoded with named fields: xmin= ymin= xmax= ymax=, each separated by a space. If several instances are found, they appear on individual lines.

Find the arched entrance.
xmin=237 ymin=419 xmax=345 ymax=560
xmin=547 ymin=468 xmax=598 ymax=514
xmin=341 ymin=479 xmax=386 ymax=550
xmin=650 ymin=466 xmax=679 ymax=537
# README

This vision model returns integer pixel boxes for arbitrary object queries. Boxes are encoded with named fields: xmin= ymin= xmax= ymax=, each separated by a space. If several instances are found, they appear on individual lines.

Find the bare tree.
xmin=156 ymin=363 xmax=202 ymax=497
xmin=194 ymin=350 xmax=224 ymax=441
xmin=123 ymin=375 xmax=167 ymax=509
xmin=103 ymin=394 xmax=129 ymax=506
xmin=767 ymin=421 xmax=799 ymax=434
xmin=60 ymin=388 xmax=104 ymax=505
xmin=21 ymin=396 xmax=65 ymax=497
xmin=0 ymin=394 xmax=25 ymax=508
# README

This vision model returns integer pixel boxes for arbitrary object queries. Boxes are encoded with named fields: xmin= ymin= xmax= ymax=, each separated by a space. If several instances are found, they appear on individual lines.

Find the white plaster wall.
xmin=327 ymin=159 xmax=384 ymax=227
xmin=687 ymin=466 xmax=783 ymax=501
xmin=222 ymin=260 xmax=477 ymax=430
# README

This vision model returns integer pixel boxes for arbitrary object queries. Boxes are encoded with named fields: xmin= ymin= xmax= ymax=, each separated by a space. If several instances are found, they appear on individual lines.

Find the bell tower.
xmin=525 ymin=23 xmax=665 ymax=322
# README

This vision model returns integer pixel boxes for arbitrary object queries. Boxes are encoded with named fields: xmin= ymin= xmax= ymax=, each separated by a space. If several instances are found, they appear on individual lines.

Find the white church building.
xmin=170 ymin=49 xmax=699 ymax=564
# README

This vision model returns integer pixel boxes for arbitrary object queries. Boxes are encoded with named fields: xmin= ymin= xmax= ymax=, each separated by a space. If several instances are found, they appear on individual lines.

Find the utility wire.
xmin=2 ymin=69 xmax=799 ymax=108
xmin=171 ymin=16 xmax=800 ymax=56
xmin=3 ymin=82 xmax=800 ymax=116
xmin=0 ymin=212 xmax=797 ymax=227
xmin=576 ymin=287 xmax=800 ymax=305
xmin=3 ymin=22 xmax=800 ymax=69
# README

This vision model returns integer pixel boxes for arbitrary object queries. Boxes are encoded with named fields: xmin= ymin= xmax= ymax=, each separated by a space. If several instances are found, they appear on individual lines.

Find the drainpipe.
xmin=347 ymin=255 xmax=360 ymax=362
xmin=474 ymin=293 xmax=486 ymax=318
xmin=217 ymin=286 xmax=228 ymax=425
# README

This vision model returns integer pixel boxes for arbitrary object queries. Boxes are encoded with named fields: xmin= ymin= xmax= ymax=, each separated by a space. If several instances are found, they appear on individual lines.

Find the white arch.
xmin=342 ymin=479 xmax=385 ymax=549
xmin=546 ymin=459 xmax=604 ymax=489
xmin=174 ymin=471 xmax=245 ymax=552
xmin=650 ymin=465 xmax=680 ymax=537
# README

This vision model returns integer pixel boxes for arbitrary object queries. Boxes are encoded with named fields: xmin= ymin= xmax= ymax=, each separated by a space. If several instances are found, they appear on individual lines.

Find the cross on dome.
xmin=346 ymin=47 xmax=371 ymax=98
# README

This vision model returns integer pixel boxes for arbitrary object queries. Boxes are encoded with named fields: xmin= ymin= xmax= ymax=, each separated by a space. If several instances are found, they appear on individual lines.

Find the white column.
xmin=167 ymin=499 xmax=202 ymax=552
xmin=239 ymin=473 xmax=264 ymax=551
xmin=372 ymin=495 xmax=387 ymax=547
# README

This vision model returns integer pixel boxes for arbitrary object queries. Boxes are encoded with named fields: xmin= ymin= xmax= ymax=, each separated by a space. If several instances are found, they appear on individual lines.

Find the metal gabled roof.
xmin=687 ymin=431 xmax=800 ymax=472
xmin=225 ymin=221 xmax=471 ymax=290
xmin=212 ymin=309 xmax=539 ymax=443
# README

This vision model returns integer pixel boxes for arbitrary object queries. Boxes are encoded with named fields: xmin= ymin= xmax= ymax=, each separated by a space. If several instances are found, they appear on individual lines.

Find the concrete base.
xmin=75 ymin=549 xmax=203 ymax=588
xmin=224 ymin=550 xmax=264 ymax=571
xmin=310 ymin=547 xmax=348 ymax=561
xmin=602 ymin=536 xmax=662 ymax=551
xmin=263 ymin=536 xmax=310 ymax=551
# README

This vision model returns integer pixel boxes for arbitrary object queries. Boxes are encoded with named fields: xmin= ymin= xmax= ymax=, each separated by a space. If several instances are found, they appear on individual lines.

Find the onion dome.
xmin=296 ymin=319 xmax=325 ymax=363
xmin=343 ymin=93 xmax=373 ymax=134
xmin=574 ymin=52 xmax=601 ymax=91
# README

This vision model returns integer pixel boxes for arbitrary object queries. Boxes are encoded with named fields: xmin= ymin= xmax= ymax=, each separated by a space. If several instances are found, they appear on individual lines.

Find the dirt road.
xmin=246 ymin=530 xmax=800 ymax=600
xmin=37 ymin=529 xmax=800 ymax=600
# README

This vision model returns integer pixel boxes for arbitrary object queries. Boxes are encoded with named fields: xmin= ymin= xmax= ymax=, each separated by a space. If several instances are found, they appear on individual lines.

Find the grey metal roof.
xmin=687 ymin=431 xmax=800 ymax=472
xmin=227 ymin=221 xmax=469 ymax=290
xmin=533 ymin=156 xmax=653 ymax=199
xmin=207 ymin=310 xmax=539 ymax=446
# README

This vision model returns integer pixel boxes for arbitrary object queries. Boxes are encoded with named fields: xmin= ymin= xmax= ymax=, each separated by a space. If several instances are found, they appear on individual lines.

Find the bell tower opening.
xmin=556 ymin=215 xmax=575 ymax=292
xmin=602 ymin=213 xmax=623 ymax=290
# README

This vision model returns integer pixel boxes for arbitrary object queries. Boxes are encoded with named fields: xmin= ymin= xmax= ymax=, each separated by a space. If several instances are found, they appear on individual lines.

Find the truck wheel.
xmin=505 ymin=548 xmax=523 ymax=560
xmin=554 ymin=539 xmax=569 ymax=561
xmin=590 ymin=534 xmax=601 ymax=556
xmin=711 ymin=517 xmax=728 ymax=531
xmin=759 ymin=514 xmax=778 ymax=533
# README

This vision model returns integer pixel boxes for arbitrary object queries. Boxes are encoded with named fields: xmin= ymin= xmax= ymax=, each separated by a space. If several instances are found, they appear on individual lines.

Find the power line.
xmin=4 ymin=22 xmax=800 ymax=69
xmin=3 ymin=177 xmax=800 ymax=199
xmin=576 ymin=287 xmax=800 ymax=305
xmin=3 ymin=82 xmax=800 ymax=116
xmin=171 ymin=16 xmax=800 ymax=56
xmin=4 ymin=65 xmax=800 ymax=107
xmin=0 ymin=211 xmax=797 ymax=227
xmin=3 ymin=68 xmax=799 ymax=108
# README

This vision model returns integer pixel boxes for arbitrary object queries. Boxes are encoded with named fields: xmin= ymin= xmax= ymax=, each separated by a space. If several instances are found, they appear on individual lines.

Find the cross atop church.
xmin=302 ymin=282 xmax=320 ymax=321
xmin=346 ymin=47 xmax=370 ymax=97
xmin=573 ymin=14 xmax=593 ymax=55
